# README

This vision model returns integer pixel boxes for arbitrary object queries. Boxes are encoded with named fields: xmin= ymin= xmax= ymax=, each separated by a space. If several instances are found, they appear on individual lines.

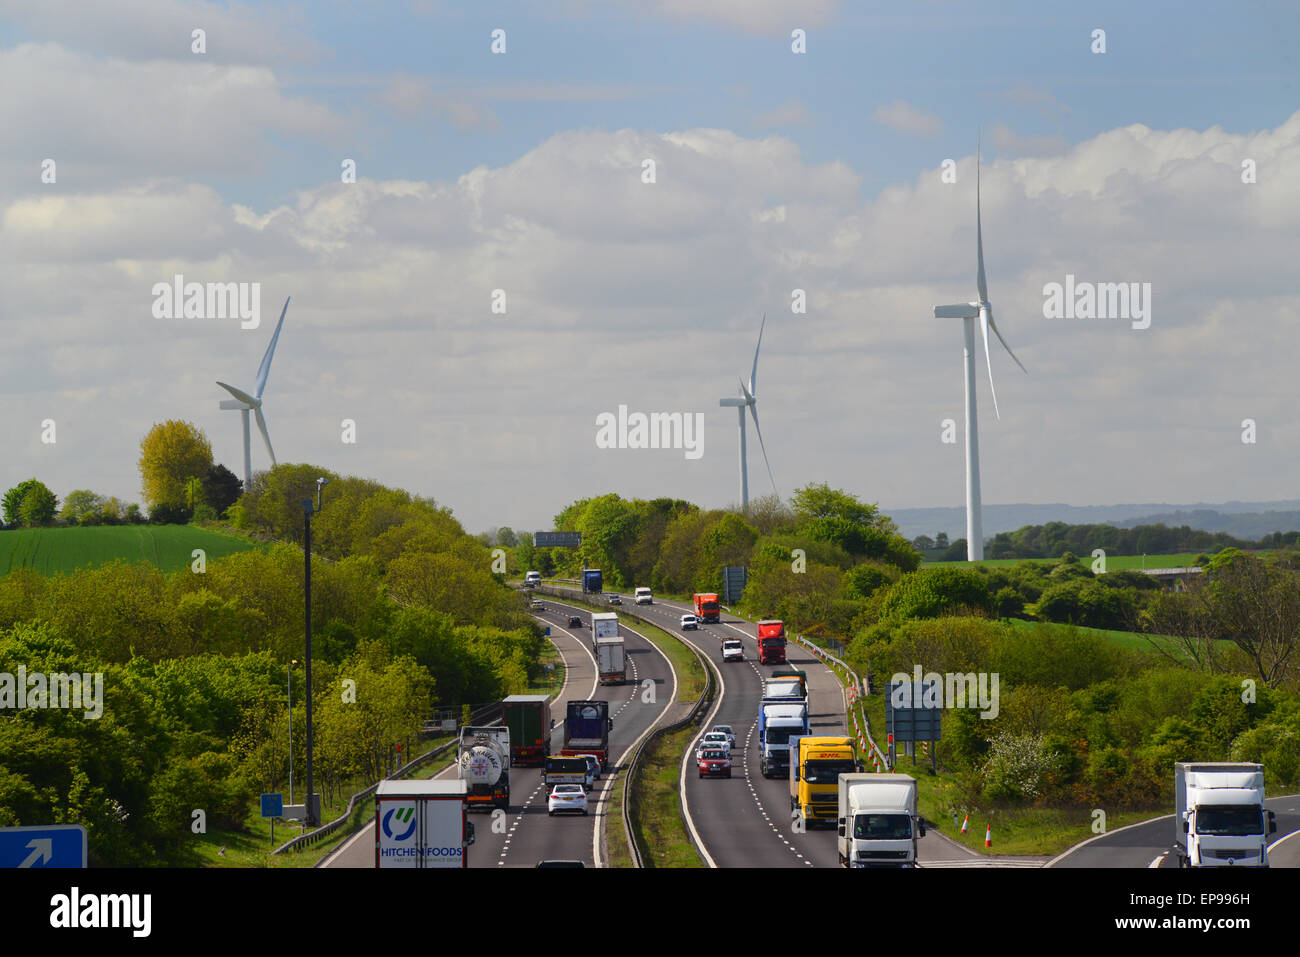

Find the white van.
xmin=634 ymin=587 xmax=653 ymax=605
xmin=524 ymin=571 xmax=542 ymax=588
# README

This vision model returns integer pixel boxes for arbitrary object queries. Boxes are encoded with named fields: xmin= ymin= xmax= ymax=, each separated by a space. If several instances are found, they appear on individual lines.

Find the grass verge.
xmin=626 ymin=720 xmax=707 ymax=868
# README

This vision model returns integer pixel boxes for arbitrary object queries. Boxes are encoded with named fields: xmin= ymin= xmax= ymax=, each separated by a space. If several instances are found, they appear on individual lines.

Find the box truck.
xmin=582 ymin=569 xmax=603 ymax=594
xmin=837 ymin=773 xmax=924 ymax=867
xmin=757 ymin=620 xmax=787 ymax=664
xmin=790 ymin=736 xmax=860 ymax=826
xmin=693 ymin=593 xmax=720 ymax=623
xmin=561 ymin=700 xmax=613 ymax=767
xmin=758 ymin=699 xmax=810 ymax=778
xmin=457 ymin=726 xmax=511 ymax=810
xmin=502 ymin=694 xmax=550 ymax=766
xmin=375 ymin=779 xmax=474 ymax=868
xmin=1175 ymin=762 xmax=1276 ymax=867
xmin=762 ymin=678 xmax=807 ymax=704
xmin=591 ymin=611 xmax=620 ymax=646
xmin=595 ymin=635 xmax=626 ymax=685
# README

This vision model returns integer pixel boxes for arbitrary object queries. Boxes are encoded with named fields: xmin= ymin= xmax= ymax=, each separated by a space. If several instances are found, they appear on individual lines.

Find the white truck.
xmin=634 ymin=587 xmax=653 ymax=605
xmin=595 ymin=635 xmax=626 ymax=685
xmin=375 ymin=779 xmax=474 ymax=868
xmin=1174 ymin=762 xmax=1276 ymax=867
xmin=591 ymin=611 xmax=619 ymax=649
xmin=837 ymin=773 xmax=924 ymax=868
xmin=758 ymin=700 xmax=809 ymax=778
xmin=763 ymin=678 xmax=807 ymax=704
xmin=457 ymin=726 xmax=511 ymax=811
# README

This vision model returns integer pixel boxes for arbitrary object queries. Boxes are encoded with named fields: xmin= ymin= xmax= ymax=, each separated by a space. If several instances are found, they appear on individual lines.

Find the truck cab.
xmin=693 ymin=593 xmax=720 ymax=623
xmin=789 ymin=735 xmax=860 ymax=826
xmin=837 ymin=773 xmax=924 ymax=868
xmin=756 ymin=620 xmax=786 ymax=664
xmin=758 ymin=700 xmax=810 ymax=778
xmin=1175 ymin=762 xmax=1276 ymax=867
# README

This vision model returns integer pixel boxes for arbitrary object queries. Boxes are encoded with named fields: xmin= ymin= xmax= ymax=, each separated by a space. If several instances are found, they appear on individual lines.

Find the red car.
xmin=697 ymin=748 xmax=732 ymax=779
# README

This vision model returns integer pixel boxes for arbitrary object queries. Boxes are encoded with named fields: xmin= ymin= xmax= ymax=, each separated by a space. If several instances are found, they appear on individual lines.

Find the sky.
xmin=1 ymin=0 xmax=1298 ymax=535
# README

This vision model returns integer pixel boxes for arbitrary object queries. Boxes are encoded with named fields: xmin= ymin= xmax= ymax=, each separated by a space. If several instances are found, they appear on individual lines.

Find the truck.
xmin=591 ymin=611 xmax=620 ymax=646
xmin=524 ymin=571 xmax=541 ymax=587
xmin=595 ymin=635 xmax=626 ymax=685
xmin=543 ymin=754 xmax=591 ymax=789
xmin=457 ymin=726 xmax=511 ymax=810
xmin=582 ymin=569 xmax=603 ymax=594
xmin=693 ymin=593 xmax=720 ymax=623
xmin=837 ymin=773 xmax=924 ymax=867
xmin=789 ymin=735 xmax=860 ymax=826
xmin=758 ymin=699 xmax=810 ymax=778
xmin=502 ymin=694 xmax=550 ymax=766
xmin=1174 ymin=762 xmax=1276 ymax=867
xmin=769 ymin=668 xmax=807 ymax=699
xmin=757 ymin=620 xmax=787 ymax=664
xmin=375 ymin=779 xmax=474 ymax=868
xmin=762 ymin=678 xmax=807 ymax=704
xmin=561 ymin=699 xmax=613 ymax=767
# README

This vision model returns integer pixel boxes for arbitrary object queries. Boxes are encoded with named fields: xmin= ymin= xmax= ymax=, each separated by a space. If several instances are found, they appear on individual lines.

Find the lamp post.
xmin=303 ymin=478 xmax=329 ymax=828
xmin=287 ymin=658 xmax=298 ymax=805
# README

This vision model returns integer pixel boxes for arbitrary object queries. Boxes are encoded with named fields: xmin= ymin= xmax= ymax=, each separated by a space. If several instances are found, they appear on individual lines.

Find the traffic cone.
xmin=960 ymin=815 xmax=969 ymax=833
xmin=984 ymin=825 xmax=992 ymax=848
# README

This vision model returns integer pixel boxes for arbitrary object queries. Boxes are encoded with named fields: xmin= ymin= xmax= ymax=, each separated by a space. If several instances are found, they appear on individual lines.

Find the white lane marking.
xmin=1149 ymin=852 xmax=1167 ymax=868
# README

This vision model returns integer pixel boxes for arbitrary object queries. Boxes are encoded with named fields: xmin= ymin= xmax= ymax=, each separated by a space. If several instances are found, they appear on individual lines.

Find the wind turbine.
xmin=218 ymin=296 xmax=289 ymax=490
xmin=718 ymin=313 xmax=777 ymax=509
xmin=931 ymin=143 xmax=1027 ymax=561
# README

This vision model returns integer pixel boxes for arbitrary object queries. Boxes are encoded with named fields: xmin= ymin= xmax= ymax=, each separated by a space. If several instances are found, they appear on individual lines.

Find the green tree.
xmin=59 ymin=489 xmax=105 ymax=525
xmin=138 ymin=420 xmax=214 ymax=510
xmin=17 ymin=482 xmax=58 ymax=527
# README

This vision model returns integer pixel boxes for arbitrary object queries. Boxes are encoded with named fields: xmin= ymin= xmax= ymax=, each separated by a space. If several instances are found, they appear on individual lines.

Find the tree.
xmin=138 ymin=421 xmax=214 ymax=510
xmin=935 ymin=532 xmax=949 ymax=549
xmin=3 ymin=479 xmax=43 ymax=525
xmin=496 ymin=527 xmax=518 ymax=548
xmin=183 ymin=476 xmax=203 ymax=510
xmin=912 ymin=534 xmax=934 ymax=552
xmin=5 ymin=480 xmax=58 ymax=527
xmin=60 ymin=490 xmax=106 ymax=525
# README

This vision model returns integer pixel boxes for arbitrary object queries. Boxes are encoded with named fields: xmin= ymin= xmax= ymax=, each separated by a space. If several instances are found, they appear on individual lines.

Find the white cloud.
xmin=873 ymin=100 xmax=943 ymax=137
xmin=753 ymin=99 xmax=810 ymax=128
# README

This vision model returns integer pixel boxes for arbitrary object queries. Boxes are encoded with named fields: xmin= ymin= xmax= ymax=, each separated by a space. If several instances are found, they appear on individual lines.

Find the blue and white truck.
xmin=758 ymin=699 xmax=810 ymax=778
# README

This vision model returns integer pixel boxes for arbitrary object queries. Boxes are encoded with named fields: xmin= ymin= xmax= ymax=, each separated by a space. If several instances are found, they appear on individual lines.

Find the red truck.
xmin=693 ymin=593 xmax=721 ymax=623
xmin=757 ymin=620 xmax=787 ymax=664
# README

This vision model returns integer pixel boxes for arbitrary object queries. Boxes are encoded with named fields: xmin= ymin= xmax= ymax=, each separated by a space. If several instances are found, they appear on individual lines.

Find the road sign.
xmin=535 ymin=531 xmax=581 ymax=548
xmin=0 ymin=825 xmax=87 ymax=868
xmin=722 ymin=566 xmax=748 ymax=603
xmin=260 ymin=793 xmax=284 ymax=818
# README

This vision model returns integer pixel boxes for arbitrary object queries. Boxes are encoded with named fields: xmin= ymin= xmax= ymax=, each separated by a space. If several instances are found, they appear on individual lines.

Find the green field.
xmin=0 ymin=525 xmax=265 ymax=576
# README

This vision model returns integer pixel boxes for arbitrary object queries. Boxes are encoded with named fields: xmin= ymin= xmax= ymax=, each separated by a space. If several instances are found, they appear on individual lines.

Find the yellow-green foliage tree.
xmin=138 ymin=420 xmax=214 ymax=510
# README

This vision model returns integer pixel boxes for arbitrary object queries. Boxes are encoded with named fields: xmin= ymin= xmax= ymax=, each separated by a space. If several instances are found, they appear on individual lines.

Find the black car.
xmin=567 ymin=615 xmax=583 ymax=627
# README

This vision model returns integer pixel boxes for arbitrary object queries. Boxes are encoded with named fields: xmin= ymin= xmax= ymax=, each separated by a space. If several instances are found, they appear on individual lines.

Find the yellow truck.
xmin=789 ymin=735 xmax=860 ymax=826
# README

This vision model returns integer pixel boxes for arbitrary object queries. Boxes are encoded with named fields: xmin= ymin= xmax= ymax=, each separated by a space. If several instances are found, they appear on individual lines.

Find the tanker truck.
xmin=457 ymin=726 xmax=511 ymax=811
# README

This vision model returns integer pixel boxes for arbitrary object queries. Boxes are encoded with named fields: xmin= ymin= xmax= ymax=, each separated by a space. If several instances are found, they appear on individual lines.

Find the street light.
xmin=302 ymin=477 xmax=329 ymax=828
xmin=287 ymin=658 xmax=298 ymax=806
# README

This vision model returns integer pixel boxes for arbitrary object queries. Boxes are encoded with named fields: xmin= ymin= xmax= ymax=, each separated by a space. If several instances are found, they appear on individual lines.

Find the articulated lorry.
xmin=375 ymin=779 xmax=474 ymax=868
xmin=561 ymin=699 xmax=613 ymax=767
xmin=1175 ymin=762 xmax=1276 ymax=867
xmin=457 ymin=726 xmax=511 ymax=810
xmin=582 ymin=569 xmax=603 ymax=594
xmin=502 ymin=694 xmax=550 ymax=766
xmin=595 ymin=635 xmax=626 ymax=685
xmin=790 ymin=736 xmax=860 ymax=826
xmin=837 ymin=773 xmax=924 ymax=867
xmin=591 ymin=611 xmax=619 ymax=647
xmin=693 ymin=593 xmax=721 ymax=623
xmin=763 ymin=676 xmax=807 ymax=704
xmin=756 ymin=620 xmax=787 ymax=664
xmin=770 ymin=668 xmax=807 ymax=698
xmin=758 ymin=699 xmax=810 ymax=778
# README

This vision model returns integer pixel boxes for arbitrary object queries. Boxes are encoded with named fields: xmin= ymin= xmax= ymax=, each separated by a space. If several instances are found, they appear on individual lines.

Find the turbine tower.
xmin=718 ymin=313 xmax=777 ymax=509
xmin=931 ymin=144 xmax=1026 ymax=561
xmin=218 ymin=296 xmax=289 ymax=490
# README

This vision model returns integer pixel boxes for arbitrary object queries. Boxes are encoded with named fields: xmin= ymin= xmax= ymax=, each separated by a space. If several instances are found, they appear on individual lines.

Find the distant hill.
xmin=0 ymin=525 xmax=265 ymax=576
xmin=885 ymin=500 xmax=1300 ymax=543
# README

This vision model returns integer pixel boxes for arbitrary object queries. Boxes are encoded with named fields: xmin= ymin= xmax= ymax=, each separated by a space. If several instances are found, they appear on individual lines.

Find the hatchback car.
xmin=575 ymin=753 xmax=602 ymax=784
xmin=698 ymin=748 xmax=732 ymax=778
xmin=680 ymin=614 xmax=699 ymax=631
xmin=567 ymin=615 xmax=583 ymax=627
xmin=547 ymin=784 xmax=588 ymax=816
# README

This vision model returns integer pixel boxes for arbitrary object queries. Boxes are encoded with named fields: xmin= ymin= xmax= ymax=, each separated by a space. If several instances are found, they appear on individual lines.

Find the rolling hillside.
xmin=0 ymin=525 xmax=265 ymax=576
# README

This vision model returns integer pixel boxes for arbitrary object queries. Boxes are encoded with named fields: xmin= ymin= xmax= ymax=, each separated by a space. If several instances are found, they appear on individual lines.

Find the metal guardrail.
xmin=537 ymin=583 xmax=715 ymax=868
xmin=788 ymin=632 xmax=889 ymax=771
xmin=273 ymin=701 xmax=501 ymax=857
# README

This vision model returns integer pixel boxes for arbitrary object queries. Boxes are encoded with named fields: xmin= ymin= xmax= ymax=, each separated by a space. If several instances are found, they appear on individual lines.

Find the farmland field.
xmin=0 ymin=525 xmax=264 ymax=576
xmin=923 ymin=551 xmax=1219 ymax=569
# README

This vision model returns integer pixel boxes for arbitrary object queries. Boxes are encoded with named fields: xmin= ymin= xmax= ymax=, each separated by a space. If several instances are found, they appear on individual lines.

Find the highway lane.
xmin=1048 ymin=795 xmax=1300 ymax=868
xmin=320 ymin=611 xmax=602 ymax=869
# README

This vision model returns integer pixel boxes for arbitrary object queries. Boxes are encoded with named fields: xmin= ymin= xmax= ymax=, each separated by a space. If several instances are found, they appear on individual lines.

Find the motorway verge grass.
xmin=626 ymin=720 xmax=707 ymax=868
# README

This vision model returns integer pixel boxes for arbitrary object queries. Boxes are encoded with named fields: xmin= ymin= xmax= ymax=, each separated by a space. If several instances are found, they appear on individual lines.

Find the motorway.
xmin=320 ymin=598 xmax=675 ymax=868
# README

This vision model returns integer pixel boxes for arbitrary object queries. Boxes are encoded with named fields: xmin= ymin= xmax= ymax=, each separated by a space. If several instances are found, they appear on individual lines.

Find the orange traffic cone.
xmin=984 ymin=825 xmax=992 ymax=848
xmin=960 ymin=815 xmax=968 ymax=833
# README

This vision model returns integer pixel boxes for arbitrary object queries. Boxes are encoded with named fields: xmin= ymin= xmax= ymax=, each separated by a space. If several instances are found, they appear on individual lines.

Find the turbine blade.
xmin=749 ymin=312 xmax=766 ymax=397
xmin=988 ymin=307 xmax=1027 ymax=373
xmin=748 ymin=404 xmax=777 ymax=496
xmin=719 ymin=398 xmax=745 ymax=407
xmin=934 ymin=304 xmax=980 ymax=319
xmin=217 ymin=380 xmax=258 ymax=407
xmin=976 ymin=142 xmax=988 ymax=303
xmin=255 ymin=296 xmax=290 ymax=399
xmin=739 ymin=377 xmax=753 ymax=403
xmin=981 ymin=308 xmax=1000 ymax=420
xmin=254 ymin=406 xmax=276 ymax=466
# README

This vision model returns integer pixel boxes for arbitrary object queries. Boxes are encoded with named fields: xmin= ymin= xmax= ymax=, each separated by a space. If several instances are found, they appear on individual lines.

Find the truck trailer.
xmin=1174 ymin=762 xmax=1275 ymax=867
xmin=456 ymin=726 xmax=511 ymax=811
xmin=582 ymin=569 xmax=603 ymax=594
xmin=561 ymin=699 xmax=613 ymax=767
xmin=375 ymin=779 xmax=474 ymax=868
xmin=837 ymin=773 xmax=924 ymax=867
xmin=502 ymin=694 xmax=550 ymax=766
xmin=595 ymin=635 xmax=626 ymax=685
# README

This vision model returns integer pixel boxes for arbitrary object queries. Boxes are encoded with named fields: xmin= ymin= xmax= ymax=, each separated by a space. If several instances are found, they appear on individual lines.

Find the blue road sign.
xmin=261 ymin=793 xmax=284 ymax=818
xmin=0 ymin=825 xmax=87 ymax=868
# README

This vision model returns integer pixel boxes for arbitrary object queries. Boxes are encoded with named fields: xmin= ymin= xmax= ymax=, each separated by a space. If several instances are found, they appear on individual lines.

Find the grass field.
xmin=0 ymin=524 xmax=264 ymax=576
xmin=923 ymin=552 xmax=1213 ymax=569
